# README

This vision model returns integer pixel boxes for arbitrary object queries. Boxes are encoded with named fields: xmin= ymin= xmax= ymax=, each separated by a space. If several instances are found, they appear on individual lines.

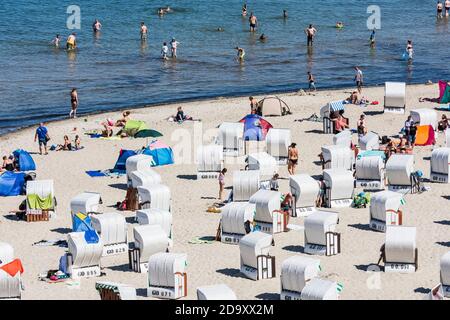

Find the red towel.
xmin=0 ymin=259 xmax=24 ymax=277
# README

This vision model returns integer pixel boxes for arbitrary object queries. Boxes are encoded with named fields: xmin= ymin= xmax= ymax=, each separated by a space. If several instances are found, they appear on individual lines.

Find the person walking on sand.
xmin=307 ymin=71 xmax=316 ymax=91
xmin=249 ymin=12 xmax=257 ymax=32
xmin=236 ymin=47 xmax=245 ymax=61
xmin=305 ymin=24 xmax=317 ymax=46
xmin=161 ymin=42 xmax=169 ymax=60
xmin=438 ymin=1 xmax=444 ymax=18
xmin=70 ymin=88 xmax=78 ymax=118
xmin=218 ymin=168 xmax=227 ymax=201
xmin=34 ymin=123 xmax=50 ymax=155
xmin=354 ymin=66 xmax=363 ymax=94
xmin=288 ymin=143 xmax=299 ymax=175
xmin=92 ymin=19 xmax=102 ymax=32
xmin=171 ymin=38 xmax=179 ymax=58
xmin=140 ymin=22 xmax=148 ymax=41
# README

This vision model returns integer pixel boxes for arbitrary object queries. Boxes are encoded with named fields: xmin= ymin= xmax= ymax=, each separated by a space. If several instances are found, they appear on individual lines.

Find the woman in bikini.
xmin=218 ymin=168 xmax=227 ymax=201
xmin=288 ymin=143 xmax=299 ymax=175
xmin=69 ymin=88 xmax=78 ymax=118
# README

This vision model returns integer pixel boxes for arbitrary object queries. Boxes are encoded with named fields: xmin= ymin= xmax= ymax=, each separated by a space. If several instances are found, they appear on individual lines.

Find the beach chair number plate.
xmin=430 ymin=174 xmax=448 ymax=183
xmin=149 ymin=288 xmax=173 ymax=299
xmin=388 ymin=185 xmax=411 ymax=193
xmin=72 ymin=266 xmax=101 ymax=278
xmin=384 ymin=107 xmax=405 ymax=114
xmin=222 ymin=235 xmax=241 ymax=244
xmin=358 ymin=181 xmax=382 ymax=189
xmin=103 ymin=243 xmax=128 ymax=257
xmin=384 ymin=263 xmax=415 ymax=273
xmin=330 ymin=199 xmax=352 ymax=208
xmin=281 ymin=291 xmax=301 ymax=301
xmin=370 ymin=220 xmax=386 ymax=232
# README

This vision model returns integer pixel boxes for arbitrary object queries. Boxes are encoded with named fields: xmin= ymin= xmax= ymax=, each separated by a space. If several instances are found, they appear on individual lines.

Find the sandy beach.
xmin=1 ymin=83 xmax=449 ymax=300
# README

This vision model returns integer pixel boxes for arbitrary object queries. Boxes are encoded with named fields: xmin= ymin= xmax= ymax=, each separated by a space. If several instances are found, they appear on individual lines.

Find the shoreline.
xmin=1 ymin=81 xmax=435 ymax=139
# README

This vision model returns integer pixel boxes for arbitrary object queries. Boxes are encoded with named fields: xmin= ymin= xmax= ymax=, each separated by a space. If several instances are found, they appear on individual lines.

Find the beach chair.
xmin=265 ymin=128 xmax=292 ymax=164
xmin=280 ymin=256 xmax=321 ymax=300
xmin=125 ymin=155 xmax=157 ymax=210
xmin=369 ymin=191 xmax=404 ymax=232
xmin=218 ymin=122 xmax=244 ymax=157
xmin=147 ymin=252 xmax=187 ymax=299
xmin=232 ymin=170 xmax=261 ymax=202
xmin=95 ymin=282 xmax=137 ymax=300
xmin=440 ymin=251 xmax=450 ymax=297
xmin=239 ymin=231 xmax=275 ymax=281
xmin=130 ymin=169 xmax=161 ymax=189
xmin=70 ymin=192 xmax=102 ymax=217
xmin=289 ymin=174 xmax=319 ymax=216
xmin=0 ymin=242 xmax=23 ymax=300
xmin=323 ymin=169 xmax=354 ymax=208
xmin=67 ymin=231 xmax=103 ymax=279
xmin=125 ymin=154 xmax=154 ymax=188
xmin=320 ymin=145 xmax=354 ymax=170
xmin=299 ymin=278 xmax=339 ymax=300
xmin=304 ymin=211 xmax=340 ymax=256
xmin=250 ymin=189 xmax=286 ymax=234
xmin=91 ymin=213 xmax=128 ymax=257
xmin=410 ymin=109 xmax=438 ymax=130
xmin=136 ymin=208 xmax=173 ymax=240
xmin=320 ymin=100 xmax=348 ymax=134
xmin=220 ymin=202 xmax=255 ymax=245
xmin=385 ymin=154 xmax=415 ymax=193
xmin=196 ymin=145 xmax=224 ymax=179
xmin=430 ymin=147 xmax=450 ymax=183
xmin=197 ymin=284 xmax=237 ymax=300
xmin=359 ymin=131 xmax=380 ymax=151
xmin=382 ymin=226 xmax=417 ymax=273
xmin=355 ymin=155 xmax=385 ymax=190
xmin=384 ymin=82 xmax=406 ymax=114
xmin=137 ymin=184 xmax=171 ymax=212
xmin=333 ymin=130 xmax=352 ymax=147
xmin=25 ymin=180 xmax=55 ymax=222
xmin=129 ymin=225 xmax=170 ymax=273
xmin=246 ymin=152 xmax=278 ymax=181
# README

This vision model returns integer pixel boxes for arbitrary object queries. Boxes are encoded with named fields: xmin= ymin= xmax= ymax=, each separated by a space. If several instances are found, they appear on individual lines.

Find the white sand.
xmin=1 ymin=84 xmax=449 ymax=300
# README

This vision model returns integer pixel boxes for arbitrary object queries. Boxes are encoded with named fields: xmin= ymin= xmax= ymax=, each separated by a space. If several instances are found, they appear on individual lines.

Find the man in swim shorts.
xmin=438 ymin=1 xmax=444 ymax=18
xmin=161 ymin=42 xmax=169 ymax=60
xmin=140 ymin=22 xmax=148 ymax=41
xmin=249 ymin=12 xmax=257 ymax=32
xmin=305 ymin=24 xmax=317 ymax=46
xmin=66 ymin=33 xmax=77 ymax=50
xmin=34 ymin=123 xmax=50 ymax=155
xmin=354 ymin=66 xmax=363 ymax=93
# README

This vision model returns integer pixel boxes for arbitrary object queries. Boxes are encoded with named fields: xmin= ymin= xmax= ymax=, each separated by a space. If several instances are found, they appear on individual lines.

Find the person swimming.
xmin=92 ymin=19 xmax=102 ymax=32
xmin=283 ymin=10 xmax=288 ymax=18
xmin=242 ymin=4 xmax=247 ymax=16
xmin=216 ymin=27 xmax=224 ymax=32
xmin=335 ymin=22 xmax=344 ymax=28
xmin=52 ymin=34 xmax=61 ymax=48
xmin=66 ymin=32 xmax=77 ymax=50
xmin=259 ymin=33 xmax=267 ymax=41
xmin=369 ymin=30 xmax=376 ymax=47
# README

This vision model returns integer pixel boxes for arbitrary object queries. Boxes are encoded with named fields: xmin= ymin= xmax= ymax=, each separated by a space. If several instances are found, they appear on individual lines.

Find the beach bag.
xmin=84 ymin=229 xmax=100 ymax=244
xmin=59 ymin=254 xmax=68 ymax=274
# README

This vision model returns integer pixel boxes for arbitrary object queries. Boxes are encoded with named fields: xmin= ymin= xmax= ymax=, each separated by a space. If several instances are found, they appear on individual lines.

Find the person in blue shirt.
xmin=34 ymin=122 xmax=50 ymax=155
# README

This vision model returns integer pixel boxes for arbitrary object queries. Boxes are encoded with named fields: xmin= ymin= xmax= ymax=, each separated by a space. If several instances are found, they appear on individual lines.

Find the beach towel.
xmin=0 ymin=259 xmax=24 ymax=277
xmin=436 ymin=105 xmax=450 ymax=111
xmin=439 ymin=80 xmax=450 ymax=103
xmin=188 ymin=237 xmax=214 ymax=244
xmin=86 ymin=170 xmax=107 ymax=177
xmin=415 ymin=125 xmax=435 ymax=146
xmin=357 ymin=150 xmax=386 ymax=161
xmin=26 ymin=194 xmax=53 ymax=210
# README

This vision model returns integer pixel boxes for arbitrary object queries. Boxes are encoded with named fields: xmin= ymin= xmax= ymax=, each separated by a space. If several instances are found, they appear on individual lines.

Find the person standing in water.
xmin=406 ymin=40 xmax=414 ymax=59
xmin=171 ymin=38 xmax=179 ymax=58
xmin=140 ymin=22 xmax=148 ymax=41
xmin=369 ymin=30 xmax=376 ymax=47
xmin=66 ymin=32 xmax=77 ymax=50
xmin=437 ymin=1 xmax=444 ymax=18
xmin=92 ymin=19 xmax=102 ymax=32
xmin=52 ymin=34 xmax=61 ymax=48
xmin=161 ymin=42 xmax=169 ymax=60
xmin=249 ymin=12 xmax=257 ymax=32
xmin=242 ymin=4 xmax=247 ymax=16
xmin=445 ymin=0 xmax=450 ymax=16
xmin=307 ymin=71 xmax=316 ymax=91
xmin=283 ymin=10 xmax=288 ymax=19
xmin=70 ymin=88 xmax=79 ymax=118
xmin=354 ymin=66 xmax=364 ymax=94
xmin=305 ymin=24 xmax=317 ymax=46
xmin=236 ymin=47 xmax=245 ymax=61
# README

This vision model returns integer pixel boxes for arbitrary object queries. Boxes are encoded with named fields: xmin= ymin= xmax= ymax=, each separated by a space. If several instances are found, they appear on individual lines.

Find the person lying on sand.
xmin=115 ymin=111 xmax=130 ymax=127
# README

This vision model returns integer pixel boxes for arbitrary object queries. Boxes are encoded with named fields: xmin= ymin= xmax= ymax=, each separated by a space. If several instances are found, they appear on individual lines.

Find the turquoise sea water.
xmin=0 ymin=0 xmax=449 ymax=134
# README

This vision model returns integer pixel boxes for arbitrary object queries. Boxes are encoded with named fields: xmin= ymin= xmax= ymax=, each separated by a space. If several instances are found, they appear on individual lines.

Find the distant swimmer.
xmin=242 ymin=4 xmax=247 ymax=16
xmin=369 ymin=30 xmax=376 ymax=47
xmin=335 ymin=22 xmax=344 ymax=28
xmin=259 ymin=33 xmax=267 ymax=42
xmin=235 ymin=47 xmax=245 ymax=61
xmin=158 ymin=8 xmax=165 ymax=15
xmin=70 ymin=88 xmax=79 ymax=119
xmin=405 ymin=40 xmax=414 ymax=59
xmin=446 ymin=0 xmax=450 ymax=16
xmin=52 ymin=34 xmax=61 ymax=48
xmin=305 ymin=24 xmax=317 ymax=46
xmin=66 ymin=32 xmax=77 ymax=50
xmin=283 ymin=10 xmax=288 ymax=19
xmin=249 ymin=12 xmax=258 ymax=32
xmin=92 ymin=19 xmax=102 ymax=32
xmin=216 ymin=27 xmax=224 ymax=32
xmin=161 ymin=42 xmax=169 ymax=60
xmin=171 ymin=38 xmax=179 ymax=58
xmin=438 ymin=1 xmax=444 ymax=18
xmin=140 ymin=22 xmax=148 ymax=41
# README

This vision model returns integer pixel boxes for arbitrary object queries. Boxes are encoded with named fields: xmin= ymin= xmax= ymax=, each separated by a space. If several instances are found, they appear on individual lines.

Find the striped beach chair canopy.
xmin=328 ymin=100 xmax=345 ymax=112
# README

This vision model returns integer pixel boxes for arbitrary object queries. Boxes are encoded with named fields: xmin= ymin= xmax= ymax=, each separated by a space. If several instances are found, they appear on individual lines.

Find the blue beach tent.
xmin=13 ymin=149 xmax=36 ymax=171
xmin=0 ymin=171 xmax=26 ymax=196
xmin=112 ymin=149 xmax=137 ymax=173
xmin=141 ymin=140 xmax=174 ymax=167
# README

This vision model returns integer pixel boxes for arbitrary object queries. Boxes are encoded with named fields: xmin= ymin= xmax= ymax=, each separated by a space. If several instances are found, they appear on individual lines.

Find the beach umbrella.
xmin=134 ymin=129 xmax=163 ymax=138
